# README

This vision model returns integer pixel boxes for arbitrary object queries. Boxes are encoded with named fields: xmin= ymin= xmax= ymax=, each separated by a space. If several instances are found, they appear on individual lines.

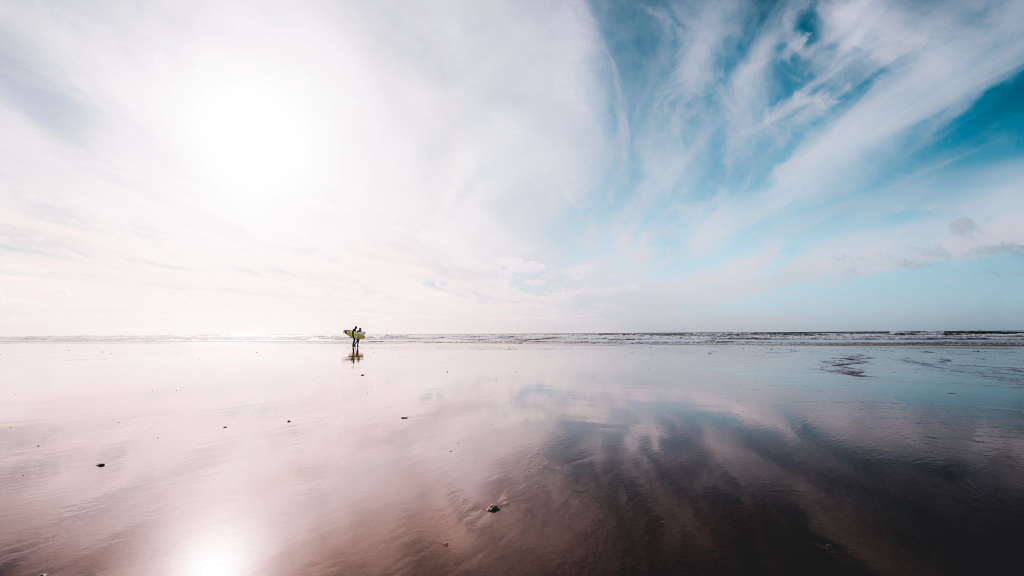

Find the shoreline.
xmin=3 ymin=340 xmax=1023 ymax=347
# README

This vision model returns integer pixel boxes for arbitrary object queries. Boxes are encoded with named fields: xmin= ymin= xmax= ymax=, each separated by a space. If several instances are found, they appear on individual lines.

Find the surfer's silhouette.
xmin=351 ymin=325 xmax=360 ymax=350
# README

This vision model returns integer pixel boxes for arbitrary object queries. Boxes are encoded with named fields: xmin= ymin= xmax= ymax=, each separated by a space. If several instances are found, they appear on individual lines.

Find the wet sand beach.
xmin=2 ymin=342 xmax=1023 ymax=575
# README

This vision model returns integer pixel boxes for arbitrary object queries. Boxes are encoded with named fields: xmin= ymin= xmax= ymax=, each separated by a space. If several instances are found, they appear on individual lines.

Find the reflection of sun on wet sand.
xmin=1 ymin=342 xmax=1022 ymax=574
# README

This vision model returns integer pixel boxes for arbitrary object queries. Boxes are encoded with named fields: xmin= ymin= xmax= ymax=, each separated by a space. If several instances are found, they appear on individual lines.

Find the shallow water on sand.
xmin=1 ymin=343 xmax=1023 ymax=575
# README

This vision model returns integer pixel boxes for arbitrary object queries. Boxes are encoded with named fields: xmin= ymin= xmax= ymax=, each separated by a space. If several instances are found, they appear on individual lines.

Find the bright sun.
xmin=188 ymin=78 xmax=314 ymax=195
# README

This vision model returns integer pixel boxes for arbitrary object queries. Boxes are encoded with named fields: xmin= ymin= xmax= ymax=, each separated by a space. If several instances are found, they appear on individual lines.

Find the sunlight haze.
xmin=2 ymin=0 xmax=1023 ymax=335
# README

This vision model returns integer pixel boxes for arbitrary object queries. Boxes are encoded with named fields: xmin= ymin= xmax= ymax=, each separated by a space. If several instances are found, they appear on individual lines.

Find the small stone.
xmin=287 ymin=420 xmax=291 ymax=422
xmin=486 ymin=504 xmax=500 ymax=513
xmin=223 ymin=426 xmax=227 ymax=428
xmin=361 ymin=374 xmax=365 ymax=376
xmin=96 ymin=463 xmax=105 ymax=467
xmin=443 ymin=542 xmax=449 ymax=548
xmin=401 ymin=417 xmax=408 ymax=420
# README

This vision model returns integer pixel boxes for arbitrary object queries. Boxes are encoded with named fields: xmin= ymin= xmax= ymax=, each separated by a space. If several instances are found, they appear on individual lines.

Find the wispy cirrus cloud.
xmin=1 ymin=0 xmax=1023 ymax=334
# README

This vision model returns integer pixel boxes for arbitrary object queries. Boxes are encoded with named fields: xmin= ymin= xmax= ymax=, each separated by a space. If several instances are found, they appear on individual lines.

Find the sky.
xmin=1 ymin=0 xmax=1023 ymax=335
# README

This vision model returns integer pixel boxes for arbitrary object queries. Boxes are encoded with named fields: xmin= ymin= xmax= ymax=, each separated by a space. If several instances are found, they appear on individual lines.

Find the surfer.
xmin=351 ymin=325 xmax=359 ymax=349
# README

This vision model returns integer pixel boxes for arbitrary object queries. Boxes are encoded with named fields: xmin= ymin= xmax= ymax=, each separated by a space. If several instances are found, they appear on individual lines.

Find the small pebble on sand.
xmin=487 ymin=504 xmax=500 ymax=513
xmin=443 ymin=542 xmax=449 ymax=548
xmin=401 ymin=416 xmax=408 ymax=419
xmin=96 ymin=463 xmax=105 ymax=467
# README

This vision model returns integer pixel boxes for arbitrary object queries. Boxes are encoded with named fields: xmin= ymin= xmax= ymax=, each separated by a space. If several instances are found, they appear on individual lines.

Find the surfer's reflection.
xmin=347 ymin=352 xmax=363 ymax=363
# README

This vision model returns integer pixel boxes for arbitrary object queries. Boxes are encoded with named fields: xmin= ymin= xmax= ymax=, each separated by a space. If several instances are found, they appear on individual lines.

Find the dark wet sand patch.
xmin=823 ymin=354 xmax=872 ymax=377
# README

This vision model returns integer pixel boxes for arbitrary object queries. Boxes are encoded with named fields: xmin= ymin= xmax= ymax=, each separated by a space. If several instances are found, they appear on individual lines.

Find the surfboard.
xmin=344 ymin=329 xmax=365 ymax=339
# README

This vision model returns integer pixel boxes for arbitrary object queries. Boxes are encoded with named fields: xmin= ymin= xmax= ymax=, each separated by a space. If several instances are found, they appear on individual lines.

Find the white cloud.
xmin=0 ymin=0 xmax=617 ymax=334
xmin=2 ymin=0 xmax=1023 ymax=334
xmin=948 ymin=217 xmax=979 ymax=237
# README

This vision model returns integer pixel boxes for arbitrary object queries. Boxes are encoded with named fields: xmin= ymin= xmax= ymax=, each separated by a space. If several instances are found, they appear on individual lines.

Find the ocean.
xmin=4 ymin=330 xmax=1024 ymax=345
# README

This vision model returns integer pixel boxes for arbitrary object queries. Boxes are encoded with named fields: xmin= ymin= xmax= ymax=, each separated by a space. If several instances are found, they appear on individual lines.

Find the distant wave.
xmin=3 ymin=332 xmax=1023 ymax=345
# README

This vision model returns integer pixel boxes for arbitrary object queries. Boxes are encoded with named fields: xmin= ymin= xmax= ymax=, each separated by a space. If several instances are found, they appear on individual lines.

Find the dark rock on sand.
xmin=401 ymin=416 xmax=408 ymax=419
xmin=96 ymin=463 xmax=105 ymax=467
xmin=443 ymin=542 xmax=449 ymax=548
xmin=487 ymin=504 xmax=500 ymax=513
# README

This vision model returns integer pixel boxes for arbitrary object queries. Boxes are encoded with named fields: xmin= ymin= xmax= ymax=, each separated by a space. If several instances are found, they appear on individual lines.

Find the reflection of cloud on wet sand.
xmin=469 ymin=406 xmax=1020 ymax=574
xmin=261 ymin=346 xmax=1024 ymax=575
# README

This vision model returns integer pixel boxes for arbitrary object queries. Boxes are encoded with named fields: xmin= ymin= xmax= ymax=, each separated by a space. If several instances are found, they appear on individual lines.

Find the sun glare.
xmin=190 ymin=550 xmax=239 ymax=576
xmin=188 ymin=79 xmax=314 ymax=195
xmin=175 ymin=528 xmax=254 ymax=576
